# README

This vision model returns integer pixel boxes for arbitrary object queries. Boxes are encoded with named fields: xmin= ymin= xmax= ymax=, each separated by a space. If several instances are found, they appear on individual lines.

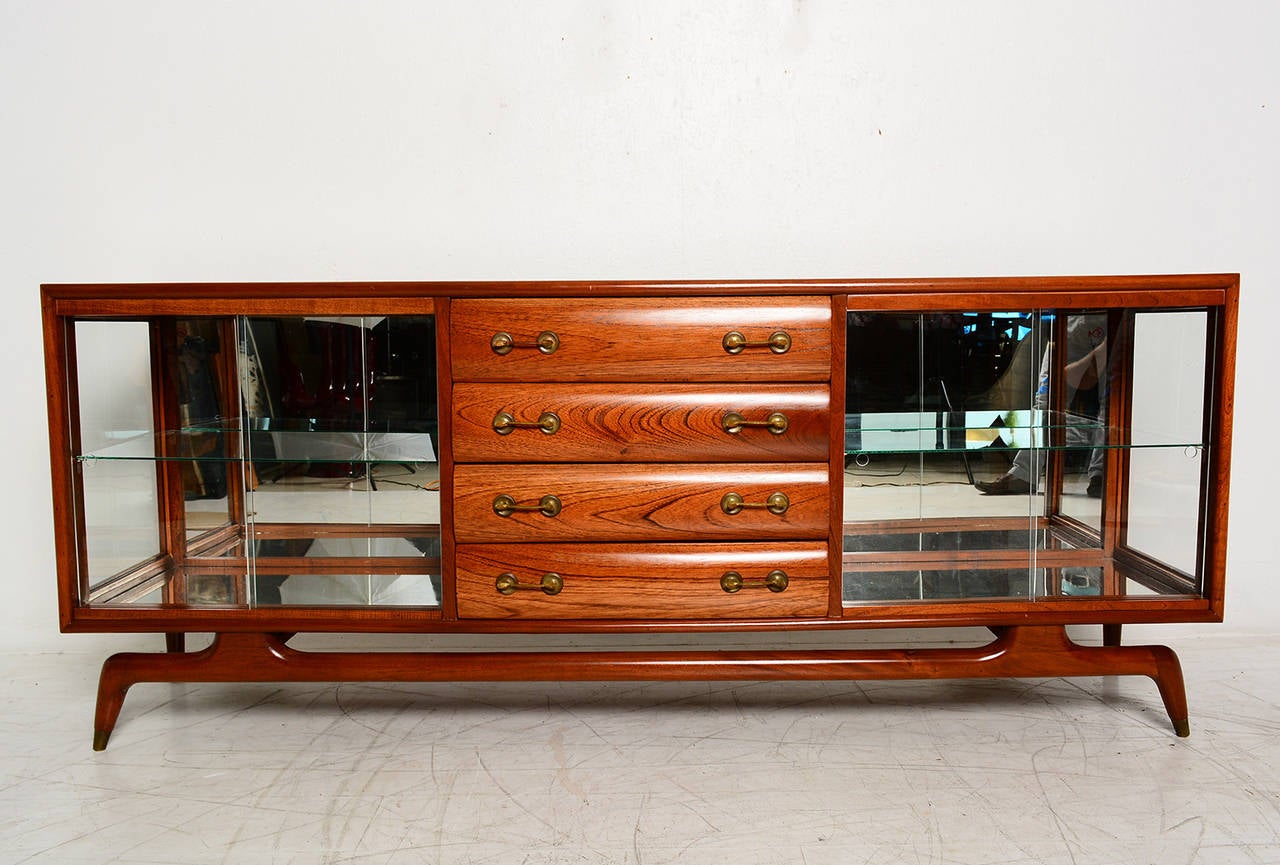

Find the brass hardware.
xmin=722 ymin=330 xmax=791 ymax=355
xmin=492 ymin=410 xmax=561 ymax=436
xmin=491 ymin=330 xmax=560 ymax=355
xmin=720 ymin=491 xmax=790 ymax=516
xmin=720 ymin=570 xmax=789 ymax=593
xmin=493 ymin=494 xmax=562 ymax=518
xmin=496 ymin=572 xmax=564 ymax=595
xmin=722 ymin=411 xmax=789 ymax=435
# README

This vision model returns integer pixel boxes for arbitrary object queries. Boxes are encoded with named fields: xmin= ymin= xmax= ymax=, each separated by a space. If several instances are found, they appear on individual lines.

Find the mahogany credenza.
xmin=40 ymin=277 xmax=1237 ymax=748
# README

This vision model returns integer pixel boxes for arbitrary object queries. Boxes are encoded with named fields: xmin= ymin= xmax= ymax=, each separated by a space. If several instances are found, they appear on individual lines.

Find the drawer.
xmin=452 ymin=383 xmax=830 ymax=463
xmin=450 ymin=297 xmax=832 ymax=382
xmin=455 ymin=542 xmax=830 ymax=619
xmin=453 ymin=463 xmax=829 ymax=542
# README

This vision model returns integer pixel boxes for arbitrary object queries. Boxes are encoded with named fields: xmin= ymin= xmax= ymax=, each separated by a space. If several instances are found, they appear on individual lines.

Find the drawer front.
xmin=452 ymin=383 xmax=830 ymax=463
xmin=455 ymin=542 xmax=830 ymax=619
xmin=450 ymin=297 xmax=832 ymax=382
xmin=453 ymin=463 xmax=829 ymax=542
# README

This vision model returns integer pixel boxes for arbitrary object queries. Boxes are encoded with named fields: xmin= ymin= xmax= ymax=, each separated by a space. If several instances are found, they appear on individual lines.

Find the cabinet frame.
xmin=44 ymin=276 xmax=1236 ymax=633
xmin=41 ymin=276 xmax=1238 ymax=746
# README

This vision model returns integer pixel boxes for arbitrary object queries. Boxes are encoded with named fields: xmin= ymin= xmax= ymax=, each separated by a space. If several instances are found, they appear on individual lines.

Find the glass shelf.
xmin=844 ymin=410 xmax=1205 ymax=457
xmin=76 ymin=427 xmax=438 ymax=465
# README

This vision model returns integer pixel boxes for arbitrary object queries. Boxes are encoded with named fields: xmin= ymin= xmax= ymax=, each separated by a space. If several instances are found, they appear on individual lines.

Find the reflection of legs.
xmin=1086 ymin=447 xmax=1105 ymax=498
xmin=976 ymin=450 xmax=1035 ymax=495
xmin=982 ymin=442 xmax=1102 ymax=497
xmin=977 ymin=380 xmax=1048 ymax=495
xmin=1085 ymin=389 xmax=1107 ymax=497
xmin=982 ymin=397 xmax=1107 ymax=498
xmin=251 ymin=538 xmax=315 ymax=605
xmin=1014 ymin=445 xmax=1049 ymax=485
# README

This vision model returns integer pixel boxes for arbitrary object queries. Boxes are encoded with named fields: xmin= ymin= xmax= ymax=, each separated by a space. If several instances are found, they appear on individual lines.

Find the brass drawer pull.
xmin=722 ymin=330 xmax=791 ymax=355
xmin=720 ymin=570 xmax=789 ymax=593
xmin=722 ymin=411 xmax=789 ymax=435
xmin=493 ymin=410 xmax=561 ymax=435
xmin=496 ymin=572 xmax=564 ymax=596
xmin=493 ymin=494 xmax=562 ymax=518
xmin=491 ymin=330 xmax=560 ymax=355
xmin=720 ymin=491 xmax=790 ymax=515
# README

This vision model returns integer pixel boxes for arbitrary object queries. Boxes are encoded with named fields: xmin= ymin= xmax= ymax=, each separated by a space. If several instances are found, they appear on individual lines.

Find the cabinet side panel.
xmin=42 ymin=294 xmax=81 ymax=628
xmin=1205 ymin=282 xmax=1238 ymax=618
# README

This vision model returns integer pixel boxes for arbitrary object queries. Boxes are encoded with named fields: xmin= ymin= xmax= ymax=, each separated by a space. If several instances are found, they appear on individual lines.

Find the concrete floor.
xmin=3 ymin=628 xmax=1278 ymax=864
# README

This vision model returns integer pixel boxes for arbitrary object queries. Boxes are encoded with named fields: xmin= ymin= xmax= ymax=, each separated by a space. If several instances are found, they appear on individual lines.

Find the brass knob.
xmin=493 ymin=494 xmax=562 ymax=518
xmin=496 ymin=572 xmax=564 ymax=595
xmin=720 ymin=491 xmax=790 ymax=516
xmin=722 ymin=330 xmax=791 ymax=355
xmin=491 ymin=330 xmax=559 ymax=355
xmin=493 ymin=410 xmax=561 ymax=436
xmin=722 ymin=411 xmax=789 ymax=435
xmin=720 ymin=570 xmax=789 ymax=593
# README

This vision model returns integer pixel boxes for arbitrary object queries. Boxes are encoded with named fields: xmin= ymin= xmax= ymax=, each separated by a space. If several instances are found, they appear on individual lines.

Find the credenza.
xmin=40 ymin=276 xmax=1237 ymax=748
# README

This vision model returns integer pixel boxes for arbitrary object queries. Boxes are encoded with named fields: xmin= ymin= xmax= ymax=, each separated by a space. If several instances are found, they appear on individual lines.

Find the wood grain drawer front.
xmin=452 ymin=383 xmax=830 ymax=463
xmin=455 ymin=542 xmax=830 ymax=619
xmin=450 ymin=297 xmax=832 ymax=382
xmin=453 ymin=463 xmax=829 ymax=542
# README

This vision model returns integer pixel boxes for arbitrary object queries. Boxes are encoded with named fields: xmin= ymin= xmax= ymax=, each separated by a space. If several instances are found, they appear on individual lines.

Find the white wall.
xmin=1 ymin=1 xmax=1275 ymax=652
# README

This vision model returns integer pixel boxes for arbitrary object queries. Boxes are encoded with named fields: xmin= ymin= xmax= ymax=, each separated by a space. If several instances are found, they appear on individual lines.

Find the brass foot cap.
xmin=92 ymin=730 xmax=110 ymax=751
xmin=1173 ymin=718 xmax=1191 ymax=738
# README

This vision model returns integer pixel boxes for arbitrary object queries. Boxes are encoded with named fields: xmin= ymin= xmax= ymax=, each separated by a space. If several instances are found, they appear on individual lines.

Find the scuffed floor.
xmin=2 ymin=629 xmax=1278 ymax=864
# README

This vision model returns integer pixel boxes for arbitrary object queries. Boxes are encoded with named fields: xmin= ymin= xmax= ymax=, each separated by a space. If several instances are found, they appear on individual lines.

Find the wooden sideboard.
xmin=40 ymin=277 xmax=1238 ymax=748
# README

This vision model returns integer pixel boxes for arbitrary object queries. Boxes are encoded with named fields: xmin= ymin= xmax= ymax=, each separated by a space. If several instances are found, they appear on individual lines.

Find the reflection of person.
xmin=976 ymin=314 xmax=1107 ymax=497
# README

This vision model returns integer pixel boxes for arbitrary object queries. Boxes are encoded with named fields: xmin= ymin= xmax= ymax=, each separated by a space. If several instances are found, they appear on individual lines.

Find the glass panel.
xmin=77 ymin=458 xmax=162 ymax=590
xmin=72 ymin=313 xmax=440 ymax=610
xmin=844 ymin=311 xmax=1041 ymax=602
xmin=73 ymin=321 xmax=162 ymax=592
xmin=240 ymin=315 xmax=440 ymax=606
xmin=843 ymin=305 xmax=1214 ymax=606
xmin=1124 ymin=310 xmax=1210 ymax=585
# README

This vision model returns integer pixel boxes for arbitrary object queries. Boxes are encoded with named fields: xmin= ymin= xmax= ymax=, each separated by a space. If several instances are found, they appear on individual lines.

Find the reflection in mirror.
xmin=843 ymin=567 xmax=1039 ymax=603
xmin=843 ymin=311 xmax=1044 ymax=602
xmin=1045 ymin=312 xmax=1110 ymax=539
xmin=170 ymin=318 xmax=236 ymax=542
xmin=842 ymin=305 xmax=1214 ymax=605
xmin=237 ymin=314 xmax=441 ymax=608
xmin=255 ymin=573 xmax=442 ymax=607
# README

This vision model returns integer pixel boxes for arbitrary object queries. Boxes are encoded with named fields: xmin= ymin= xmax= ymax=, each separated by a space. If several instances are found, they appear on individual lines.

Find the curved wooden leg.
xmin=1149 ymin=645 xmax=1190 ymax=737
xmin=93 ymin=655 xmax=133 ymax=751
xmin=93 ymin=633 xmax=288 ymax=750
xmin=980 ymin=626 xmax=1188 ymax=736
